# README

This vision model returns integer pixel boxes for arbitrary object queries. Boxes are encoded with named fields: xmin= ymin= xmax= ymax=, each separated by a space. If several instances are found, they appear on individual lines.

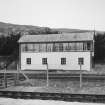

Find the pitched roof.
xmin=18 ymin=32 xmax=94 ymax=43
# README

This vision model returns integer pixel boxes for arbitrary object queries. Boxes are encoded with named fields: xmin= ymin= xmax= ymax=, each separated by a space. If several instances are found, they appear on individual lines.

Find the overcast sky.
xmin=0 ymin=0 xmax=105 ymax=31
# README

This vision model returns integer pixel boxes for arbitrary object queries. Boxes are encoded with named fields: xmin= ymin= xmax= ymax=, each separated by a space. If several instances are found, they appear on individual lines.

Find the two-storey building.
xmin=18 ymin=32 xmax=94 ymax=71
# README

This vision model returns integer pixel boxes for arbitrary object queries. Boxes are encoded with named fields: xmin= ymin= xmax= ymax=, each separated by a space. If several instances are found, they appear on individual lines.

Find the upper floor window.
xmin=21 ymin=44 xmax=26 ymax=52
xmin=87 ymin=42 xmax=91 ymax=50
xmin=59 ymin=43 xmax=63 ymax=51
xmin=27 ymin=44 xmax=34 ymax=51
xmin=21 ymin=42 xmax=93 ymax=52
xmin=39 ymin=44 xmax=46 ymax=52
xmin=46 ymin=43 xmax=53 ymax=52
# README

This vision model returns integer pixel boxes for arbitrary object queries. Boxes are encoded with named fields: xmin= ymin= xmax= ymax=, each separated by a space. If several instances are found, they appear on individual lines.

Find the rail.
xmin=0 ymin=91 xmax=105 ymax=103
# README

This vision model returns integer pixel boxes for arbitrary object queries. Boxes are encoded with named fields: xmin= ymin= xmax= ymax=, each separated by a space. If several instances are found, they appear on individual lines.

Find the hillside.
xmin=0 ymin=22 xmax=59 ymax=35
xmin=0 ymin=21 xmax=103 ymax=36
xmin=0 ymin=22 xmax=58 ymax=36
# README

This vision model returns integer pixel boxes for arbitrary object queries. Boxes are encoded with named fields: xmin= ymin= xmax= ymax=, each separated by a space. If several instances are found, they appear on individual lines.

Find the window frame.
xmin=26 ymin=58 xmax=31 ymax=65
xmin=87 ymin=42 xmax=91 ymax=50
xmin=42 ymin=58 xmax=47 ymax=65
xmin=78 ymin=57 xmax=84 ymax=65
xmin=61 ymin=58 xmax=66 ymax=65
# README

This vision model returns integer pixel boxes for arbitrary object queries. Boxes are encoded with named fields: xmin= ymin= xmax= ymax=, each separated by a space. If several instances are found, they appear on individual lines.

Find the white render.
xmin=21 ymin=52 xmax=91 ymax=71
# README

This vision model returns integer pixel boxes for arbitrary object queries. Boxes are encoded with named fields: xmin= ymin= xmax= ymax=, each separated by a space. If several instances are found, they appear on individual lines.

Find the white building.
xmin=18 ymin=32 xmax=94 ymax=71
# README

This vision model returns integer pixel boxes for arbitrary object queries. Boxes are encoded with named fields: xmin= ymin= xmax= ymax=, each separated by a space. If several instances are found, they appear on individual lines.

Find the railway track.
xmin=1 ymin=70 xmax=105 ymax=79
xmin=26 ymin=73 xmax=105 ymax=80
xmin=1 ymin=72 xmax=105 ymax=81
xmin=0 ymin=71 xmax=105 ymax=103
xmin=0 ymin=91 xmax=105 ymax=103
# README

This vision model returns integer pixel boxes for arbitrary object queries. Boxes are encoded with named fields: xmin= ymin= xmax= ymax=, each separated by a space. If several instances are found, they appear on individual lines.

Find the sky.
xmin=0 ymin=0 xmax=105 ymax=31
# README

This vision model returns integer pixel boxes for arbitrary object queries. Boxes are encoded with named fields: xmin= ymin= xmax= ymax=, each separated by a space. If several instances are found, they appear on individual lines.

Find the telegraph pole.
xmin=93 ymin=25 xmax=95 ymax=68
xmin=4 ymin=64 xmax=7 ymax=88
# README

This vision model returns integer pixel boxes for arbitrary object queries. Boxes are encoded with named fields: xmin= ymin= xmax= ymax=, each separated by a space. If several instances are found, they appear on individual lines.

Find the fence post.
xmin=46 ymin=63 xmax=49 ymax=87
xmin=4 ymin=65 xmax=7 ymax=88
xmin=80 ymin=63 xmax=82 ymax=88
xmin=14 ymin=73 xmax=17 ymax=86
xmin=16 ymin=64 xmax=19 ymax=84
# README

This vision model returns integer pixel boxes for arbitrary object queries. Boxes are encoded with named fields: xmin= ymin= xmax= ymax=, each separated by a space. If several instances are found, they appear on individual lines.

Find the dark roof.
xmin=18 ymin=32 xmax=94 ymax=43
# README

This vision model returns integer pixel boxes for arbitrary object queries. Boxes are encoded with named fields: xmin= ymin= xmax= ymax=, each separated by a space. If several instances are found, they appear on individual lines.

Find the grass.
xmin=17 ymin=78 xmax=105 ymax=94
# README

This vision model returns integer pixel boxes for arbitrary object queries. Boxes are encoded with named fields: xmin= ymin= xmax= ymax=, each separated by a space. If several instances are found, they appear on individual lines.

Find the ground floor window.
xmin=42 ymin=58 xmax=47 ymax=65
xmin=78 ymin=57 xmax=84 ymax=65
xmin=26 ymin=58 xmax=31 ymax=64
xmin=25 ymin=57 xmax=85 ymax=66
xmin=61 ymin=58 xmax=66 ymax=65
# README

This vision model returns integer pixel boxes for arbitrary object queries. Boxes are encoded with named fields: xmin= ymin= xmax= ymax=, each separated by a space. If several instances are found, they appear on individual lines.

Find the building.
xmin=18 ymin=32 xmax=94 ymax=71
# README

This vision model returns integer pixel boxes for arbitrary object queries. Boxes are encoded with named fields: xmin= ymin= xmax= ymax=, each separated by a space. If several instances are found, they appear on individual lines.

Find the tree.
xmin=94 ymin=33 xmax=105 ymax=63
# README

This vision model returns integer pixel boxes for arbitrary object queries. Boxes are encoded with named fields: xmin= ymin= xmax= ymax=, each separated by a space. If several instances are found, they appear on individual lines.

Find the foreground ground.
xmin=2 ymin=78 xmax=104 ymax=94
xmin=0 ymin=98 xmax=104 ymax=105
xmin=1 ymin=63 xmax=105 ymax=94
xmin=0 ymin=64 xmax=105 ymax=104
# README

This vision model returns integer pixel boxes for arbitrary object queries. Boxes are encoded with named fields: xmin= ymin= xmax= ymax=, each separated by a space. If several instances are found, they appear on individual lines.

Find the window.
xmin=87 ymin=42 xmax=91 ymax=50
xmin=63 ymin=43 xmax=69 ymax=51
xmin=46 ymin=43 xmax=53 ymax=52
xmin=34 ymin=44 xmax=40 ymax=52
xmin=42 ymin=58 xmax=47 ymax=65
xmin=39 ymin=44 xmax=46 ymax=52
xmin=53 ymin=43 xmax=59 ymax=52
xmin=78 ymin=58 xmax=84 ymax=65
xmin=21 ymin=44 xmax=26 ymax=52
xmin=26 ymin=58 xmax=31 ymax=64
xmin=27 ymin=44 xmax=34 ymax=51
xmin=76 ymin=42 xmax=83 ymax=51
xmin=25 ymin=44 xmax=28 ymax=51
xmin=59 ymin=43 xmax=63 ymax=52
xmin=61 ymin=58 xmax=66 ymax=65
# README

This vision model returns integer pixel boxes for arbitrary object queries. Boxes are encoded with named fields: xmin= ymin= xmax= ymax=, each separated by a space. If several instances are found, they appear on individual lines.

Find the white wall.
xmin=21 ymin=52 xmax=91 ymax=71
